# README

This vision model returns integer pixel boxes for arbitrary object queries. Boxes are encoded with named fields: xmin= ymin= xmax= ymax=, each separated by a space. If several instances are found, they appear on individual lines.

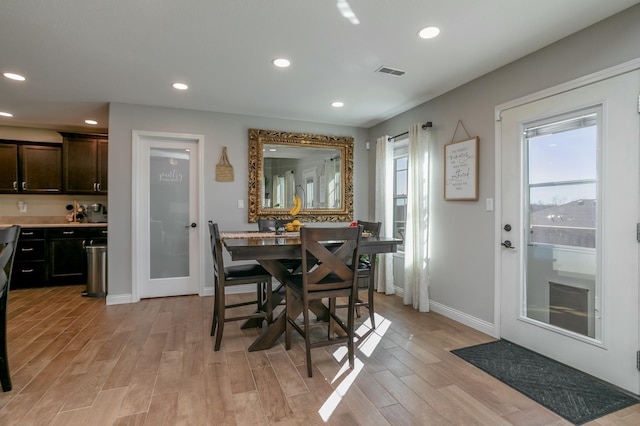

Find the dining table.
xmin=222 ymin=230 xmax=402 ymax=351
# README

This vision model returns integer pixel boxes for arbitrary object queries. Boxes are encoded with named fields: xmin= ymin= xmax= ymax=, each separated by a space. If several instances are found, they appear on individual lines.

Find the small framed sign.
xmin=444 ymin=137 xmax=478 ymax=200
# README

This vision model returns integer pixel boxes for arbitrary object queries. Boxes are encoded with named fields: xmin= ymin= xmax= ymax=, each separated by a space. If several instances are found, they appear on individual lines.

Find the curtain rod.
xmin=388 ymin=121 xmax=432 ymax=141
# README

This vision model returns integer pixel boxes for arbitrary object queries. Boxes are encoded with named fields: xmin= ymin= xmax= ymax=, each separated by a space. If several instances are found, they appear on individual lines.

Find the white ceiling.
xmin=1 ymin=0 xmax=638 ymax=133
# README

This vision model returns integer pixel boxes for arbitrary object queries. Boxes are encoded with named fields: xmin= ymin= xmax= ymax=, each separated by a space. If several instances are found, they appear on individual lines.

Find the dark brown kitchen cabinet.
xmin=11 ymin=228 xmax=46 ymax=289
xmin=0 ymin=142 xmax=62 ymax=193
xmin=0 ymin=144 xmax=18 ymax=192
xmin=47 ymin=227 xmax=88 ymax=284
xmin=9 ymin=226 xmax=108 ymax=289
xmin=62 ymin=134 xmax=108 ymax=194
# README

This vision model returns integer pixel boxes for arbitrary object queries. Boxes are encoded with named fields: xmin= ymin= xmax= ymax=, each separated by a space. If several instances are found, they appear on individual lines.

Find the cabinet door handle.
xmin=21 ymin=268 xmax=34 ymax=273
xmin=13 ymin=181 xmax=18 ymax=191
xmin=62 ymin=231 xmax=74 ymax=235
xmin=96 ymin=182 xmax=101 ymax=191
xmin=21 ymin=247 xmax=34 ymax=252
xmin=22 ymin=231 xmax=34 ymax=236
xmin=22 ymin=181 xmax=27 ymax=191
xmin=93 ymin=183 xmax=97 ymax=191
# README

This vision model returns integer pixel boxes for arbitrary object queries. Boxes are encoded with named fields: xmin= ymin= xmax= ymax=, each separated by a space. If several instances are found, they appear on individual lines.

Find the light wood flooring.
xmin=0 ymin=285 xmax=638 ymax=425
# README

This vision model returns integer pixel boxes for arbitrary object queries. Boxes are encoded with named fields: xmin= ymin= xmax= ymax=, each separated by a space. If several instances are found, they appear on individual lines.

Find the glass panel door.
xmin=524 ymin=109 xmax=599 ymax=339
xmin=149 ymin=148 xmax=190 ymax=279
xmin=133 ymin=131 xmax=200 ymax=300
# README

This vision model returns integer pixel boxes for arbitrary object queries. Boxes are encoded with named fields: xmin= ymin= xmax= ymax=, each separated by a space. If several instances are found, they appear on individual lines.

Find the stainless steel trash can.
xmin=84 ymin=244 xmax=107 ymax=297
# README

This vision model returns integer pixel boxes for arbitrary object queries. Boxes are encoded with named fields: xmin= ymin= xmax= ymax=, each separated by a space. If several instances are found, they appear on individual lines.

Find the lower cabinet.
xmin=47 ymin=228 xmax=88 ymax=284
xmin=12 ymin=228 xmax=46 ymax=288
xmin=10 ymin=226 xmax=107 ymax=289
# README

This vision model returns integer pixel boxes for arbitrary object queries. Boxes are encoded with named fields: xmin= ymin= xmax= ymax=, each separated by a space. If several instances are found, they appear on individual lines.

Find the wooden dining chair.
xmin=355 ymin=220 xmax=382 ymax=328
xmin=0 ymin=225 xmax=20 ymax=392
xmin=284 ymin=225 xmax=362 ymax=377
xmin=208 ymin=221 xmax=273 ymax=351
xmin=257 ymin=219 xmax=288 ymax=233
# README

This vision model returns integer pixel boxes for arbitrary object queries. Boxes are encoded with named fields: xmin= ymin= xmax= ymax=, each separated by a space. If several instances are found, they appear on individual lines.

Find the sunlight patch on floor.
xmin=319 ymin=313 xmax=391 ymax=421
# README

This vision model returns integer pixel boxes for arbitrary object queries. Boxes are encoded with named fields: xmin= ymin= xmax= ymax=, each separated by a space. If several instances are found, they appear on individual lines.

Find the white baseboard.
xmin=106 ymin=293 xmax=134 ymax=305
xmin=201 ymin=286 xmax=214 ymax=297
xmin=429 ymin=300 xmax=496 ymax=337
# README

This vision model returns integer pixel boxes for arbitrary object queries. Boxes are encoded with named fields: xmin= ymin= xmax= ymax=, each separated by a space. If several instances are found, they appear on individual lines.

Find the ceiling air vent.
xmin=375 ymin=66 xmax=405 ymax=76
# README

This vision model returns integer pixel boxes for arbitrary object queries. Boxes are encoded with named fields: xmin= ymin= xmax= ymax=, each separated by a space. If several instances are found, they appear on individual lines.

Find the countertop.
xmin=0 ymin=216 xmax=107 ymax=228
xmin=1 ymin=223 xmax=108 ymax=228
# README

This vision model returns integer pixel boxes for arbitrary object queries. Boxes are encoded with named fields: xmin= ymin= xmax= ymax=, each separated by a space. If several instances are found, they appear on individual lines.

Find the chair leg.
xmin=285 ymin=287 xmax=292 ymax=350
xmin=265 ymin=279 xmax=273 ymax=324
xmin=328 ymin=297 xmax=335 ymax=340
xmin=211 ymin=279 xmax=219 ymax=337
xmin=255 ymin=283 xmax=264 ymax=328
xmin=0 ymin=319 xmax=10 ymax=392
xmin=303 ymin=298 xmax=312 ymax=377
xmin=0 ymin=357 xmax=10 ymax=392
xmin=214 ymin=288 xmax=225 ymax=351
xmin=347 ymin=292 xmax=355 ymax=370
xmin=368 ymin=273 xmax=376 ymax=329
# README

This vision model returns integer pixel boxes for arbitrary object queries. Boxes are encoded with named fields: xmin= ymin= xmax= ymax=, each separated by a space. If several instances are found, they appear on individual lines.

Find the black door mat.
xmin=451 ymin=340 xmax=639 ymax=425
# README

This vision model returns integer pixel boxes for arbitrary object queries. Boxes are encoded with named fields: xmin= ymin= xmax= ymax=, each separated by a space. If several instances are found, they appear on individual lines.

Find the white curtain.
xmin=374 ymin=135 xmax=394 ymax=295
xmin=403 ymin=124 xmax=431 ymax=311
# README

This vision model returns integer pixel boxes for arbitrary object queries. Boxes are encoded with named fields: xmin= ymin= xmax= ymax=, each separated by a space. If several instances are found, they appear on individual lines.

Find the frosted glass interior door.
xmin=136 ymin=134 xmax=200 ymax=298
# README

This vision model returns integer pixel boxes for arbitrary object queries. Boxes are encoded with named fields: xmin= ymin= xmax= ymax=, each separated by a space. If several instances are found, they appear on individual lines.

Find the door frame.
xmin=131 ymin=130 xmax=207 ymax=303
xmin=494 ymin=56 xmax=640 ymax=337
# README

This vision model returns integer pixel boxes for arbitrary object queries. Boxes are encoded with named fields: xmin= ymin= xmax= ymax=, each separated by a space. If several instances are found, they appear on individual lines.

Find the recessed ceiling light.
xmin=85 ymin=119 xmax=98 ymax=125
xmin=3 ymin=72 xmax=26 ymax=81
xmin=272 ymin=58 xmax=291 ymax=68
xmin=172 ymin=82 xmax=189 ymax=90
xmin=0 ymin=112 xmax=14 ymax=117
xmin=418 ymin=26 xmax=440 ymax=39
xmin=336 ymin=0 xmax=360 ymax=25
xmin=331 ymin=101 xmax=344 ymax=108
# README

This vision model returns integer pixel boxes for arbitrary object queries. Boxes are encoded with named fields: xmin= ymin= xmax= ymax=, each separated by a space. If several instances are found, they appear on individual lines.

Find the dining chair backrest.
xmin=357 ymin=220 xmax=381 ymax=238
xmin=208 ymin=221 xmax=223 ymax=278
xmin=0 ymin=225 xmax=20 ymax=392
xmin=0 ymin=226 xmax=20 ymax=300
xmin=299 ymin=226 xmax=362 ymax=293
xmin=257 ymin=219 xmax=288 ymax=232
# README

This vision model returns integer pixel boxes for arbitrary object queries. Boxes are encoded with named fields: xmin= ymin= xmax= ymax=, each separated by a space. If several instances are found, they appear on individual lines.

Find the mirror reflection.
xmin=248 ymin=129 xmax=354 ymax=222
xmin=262 ymin=144 xmax=342 ymax=210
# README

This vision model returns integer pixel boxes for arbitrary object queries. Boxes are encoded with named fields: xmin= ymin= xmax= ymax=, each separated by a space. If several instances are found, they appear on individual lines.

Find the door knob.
xmin=185 ymin=222 xmax=197 ymax=228
xmin=503 ymin=224 xmax=512 ymax=232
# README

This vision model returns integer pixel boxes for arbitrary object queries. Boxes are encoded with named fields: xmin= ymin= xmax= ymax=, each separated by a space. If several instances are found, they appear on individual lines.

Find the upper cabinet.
xmin=62 ymin=134 xmax=108 ymax=194
xmin=0 ymin=144 xmax=18 ymax=192
xmin=0 ymin=142 xmax=62 ymax=193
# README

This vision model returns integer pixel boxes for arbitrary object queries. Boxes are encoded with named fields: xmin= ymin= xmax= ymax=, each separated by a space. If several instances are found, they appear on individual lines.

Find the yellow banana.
xmin=289 ymin=194 xmax=301 ymax=216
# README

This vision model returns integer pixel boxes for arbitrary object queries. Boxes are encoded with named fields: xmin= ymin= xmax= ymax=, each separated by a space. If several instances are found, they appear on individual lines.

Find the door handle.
xmin=185 ymin=223 xmax=197 ymax=228
xmin=501 ymin=240 xmax=515 ymax=249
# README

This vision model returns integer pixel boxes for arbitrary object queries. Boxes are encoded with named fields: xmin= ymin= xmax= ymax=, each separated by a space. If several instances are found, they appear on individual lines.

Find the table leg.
xmin=245 ymin=259 xmax=345 ymax=351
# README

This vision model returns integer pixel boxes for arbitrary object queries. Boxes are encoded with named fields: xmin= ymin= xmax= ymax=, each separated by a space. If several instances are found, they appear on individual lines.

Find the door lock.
xmin=503 ymin=224 xmax=512 ymax=232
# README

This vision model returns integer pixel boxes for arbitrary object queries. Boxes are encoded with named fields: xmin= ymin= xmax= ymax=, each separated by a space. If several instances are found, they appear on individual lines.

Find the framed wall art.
xmin=444 ymin=136 xmax=478 ymax=200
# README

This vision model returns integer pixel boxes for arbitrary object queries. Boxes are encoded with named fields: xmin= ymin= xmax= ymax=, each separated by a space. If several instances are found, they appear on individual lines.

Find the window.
xmin=393 ymin=138 xmax=408 ymax=250
xmin=525 ymin=110 xmax=598 ymax=249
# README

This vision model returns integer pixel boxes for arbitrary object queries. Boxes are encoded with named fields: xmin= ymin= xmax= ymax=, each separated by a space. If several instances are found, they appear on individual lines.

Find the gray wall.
xmin=107 ymin=104 xmax=368 ymax=298
xmin=367 ymin=4 xmax=640 ymax=326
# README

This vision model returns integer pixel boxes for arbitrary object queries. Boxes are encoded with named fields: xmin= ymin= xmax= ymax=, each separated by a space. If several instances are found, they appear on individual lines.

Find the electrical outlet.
xmin=17 ymin=202 xmax=27 ymax=213
xmin=237 ymin=199 xmax=244 ymax=209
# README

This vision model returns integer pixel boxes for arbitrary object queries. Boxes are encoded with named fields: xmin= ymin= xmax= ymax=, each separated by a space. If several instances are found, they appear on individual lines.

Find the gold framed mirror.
xmin=248 ymin=129 xmax=354 ymax=222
